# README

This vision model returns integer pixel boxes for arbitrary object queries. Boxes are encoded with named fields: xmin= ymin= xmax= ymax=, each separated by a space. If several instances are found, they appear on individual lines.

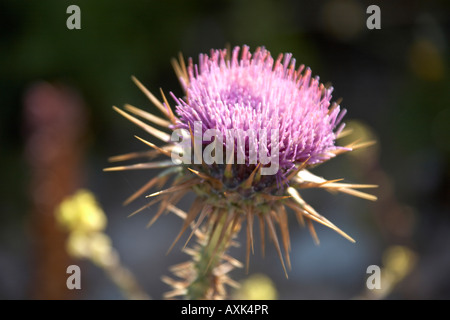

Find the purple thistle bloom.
xmin=106 ymin=45 xmax=377 ymax=298
xmin=172 ymin=46 xmax=346 ymax=177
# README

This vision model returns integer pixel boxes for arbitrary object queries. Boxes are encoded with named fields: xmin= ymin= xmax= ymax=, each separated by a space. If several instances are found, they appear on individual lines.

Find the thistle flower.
xmin=105 ymin=45 xmax=377 ymax=299
xmin=173 ymin=46 xmax=345 ymax=173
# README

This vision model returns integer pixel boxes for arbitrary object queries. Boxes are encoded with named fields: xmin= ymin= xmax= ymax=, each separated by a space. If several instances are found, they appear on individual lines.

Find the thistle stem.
xmin=186 ymin=213 xmax=232 ymax=300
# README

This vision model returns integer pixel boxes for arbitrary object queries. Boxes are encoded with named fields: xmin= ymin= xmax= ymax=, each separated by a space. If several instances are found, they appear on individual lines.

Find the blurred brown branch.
xmin=23 ymin=81 xmax=88 ymax=299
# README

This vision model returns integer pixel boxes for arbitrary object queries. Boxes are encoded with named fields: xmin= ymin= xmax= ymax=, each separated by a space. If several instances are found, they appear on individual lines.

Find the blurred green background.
xmin=1 ymin=0 xmax=449 ymax=299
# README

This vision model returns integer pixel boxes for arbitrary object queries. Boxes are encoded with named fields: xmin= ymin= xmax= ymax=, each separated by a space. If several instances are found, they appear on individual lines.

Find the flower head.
xmin=106 ymin=45 xmax=377 ymax=299
xmin=173 ymin=46 xmax=345 ymax=174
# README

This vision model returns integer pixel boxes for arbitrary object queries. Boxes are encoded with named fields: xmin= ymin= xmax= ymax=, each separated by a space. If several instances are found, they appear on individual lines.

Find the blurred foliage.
xmin=57 ymin=189 xmax=107 ymax=234
xmin=56 ymin=189 xmax=149 ymax=299
xmin=234 ymin=273 xmax=278 ymax=300
xmin=56 ymin=189 xmax=110 ymax=266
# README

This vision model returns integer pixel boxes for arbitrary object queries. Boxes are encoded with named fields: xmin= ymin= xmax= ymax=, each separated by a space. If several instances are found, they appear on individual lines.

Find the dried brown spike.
xmin=146 ymin=194 xmax=172 ymax=228
xmin=336 ymin=187 xmax=378 ymax=201
xmin=166 ymin=204 xmax=188 ymax=220
xmin=206 ymin=209 xmax=223 ymax=248
xmin=134 ymin=135 xmax=173 ymax=158
xmin=277 ymin=206 xmax=291 ymax=269
xmin=187 ymin=167 xmax=222 ymax=190
xmin=331 ymin=139 xmax=377 ymax=156
xmin=178 ymin=52 xmax=188 ymax=81
xmin=241 ymin=163 xmax=261 ymax=189
xmin=108 ymin=150 xmax=161 ymax=163
xmin=159 ymin=88 xmax=177 ymax=124
xmin=336 ymin=128 xmax=353 ymax=139
xmin=258 ymin=214 xmax=266 ymax=258
xmin=265 ymin=213 xmax=288 ymax=278
xmin=146 ymin=178 xmax=200 ymax=198
xmin=124 ymin=103 xmax=171 ymax=128
xmin=294 ymin=170 xmax=377 ymax=200
xmin=127 ymin=197 xmax=164 ymax=218
xmin=131 ymin=76 xmax=170 ymax=119
xmin=206 ymin=210 xmax=236 ymax=272
xmin=323 ymin=182 xmax=378 ymax=189
xmin=165 ymin=188 xmax=190 ymax=214
xmin=171 ymin=52 xmax=189 ymax=88
xmin=245 ymin=208 xmax=255 ymax=272
xmin=167 ymin=198 xmax=204 ymax=254
xmin=307 ymin=218 xmax=320 ymax=245
xmin=285 ymin=200 xmax=305 ymax=226
xmin=171 ymin=57 xmax=184 ymax=83
xmin=281 ymin=156 xmax=311 ymax=185
xmin=261 ymin=194 xmax=291 ymax=201
xmin=222 ymin=254 xmax=243 ymax=269
xmin=350 ymin=140 xmax=377 ymax=151
xmin=286 ymin=198 xmax=356 ymax=243
xmin=182 ymin=204 xmax=211 ymax=249
xmin=103 ymin=160 xmax=176 ymax=172
xmin=112 ymin=106 xmax=171 ymax=142
xmin=124 ymin=174 xmax=170 ymax=205
xmin=223 ymin=214 xmax=242 ymax=251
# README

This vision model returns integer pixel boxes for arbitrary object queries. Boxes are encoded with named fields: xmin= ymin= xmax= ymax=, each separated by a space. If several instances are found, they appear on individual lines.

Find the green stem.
xmin=186 ymin=213 xmax=232 ymax=300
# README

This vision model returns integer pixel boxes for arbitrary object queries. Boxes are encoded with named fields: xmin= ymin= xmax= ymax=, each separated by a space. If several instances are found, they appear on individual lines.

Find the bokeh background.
xmin=1 ymin=0 xmax=449 ymax=300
